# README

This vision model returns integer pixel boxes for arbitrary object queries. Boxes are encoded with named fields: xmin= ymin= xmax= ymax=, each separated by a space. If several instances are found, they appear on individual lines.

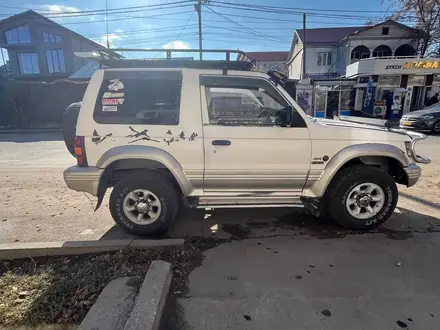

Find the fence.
xmin=0 ymin=78 xmax=88 ymax=128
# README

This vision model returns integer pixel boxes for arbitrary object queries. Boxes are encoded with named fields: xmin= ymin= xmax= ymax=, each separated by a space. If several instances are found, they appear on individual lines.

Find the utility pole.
xmin=302 ymin=13 xmax=306 ymax=79
xmin=105 ymin=0 xmax=110 ymax=48
xmin=194 ymin=0 xmax=203 ymax=60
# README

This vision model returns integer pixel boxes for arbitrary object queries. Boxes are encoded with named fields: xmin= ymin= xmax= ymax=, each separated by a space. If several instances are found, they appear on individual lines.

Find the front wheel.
xmin=431 ymin=120 xmax=440 ymax=134
xmin=109 ymin=171 xmax=179 ymax=236
xmin=326 ymin=165 xmax=398 ymax=230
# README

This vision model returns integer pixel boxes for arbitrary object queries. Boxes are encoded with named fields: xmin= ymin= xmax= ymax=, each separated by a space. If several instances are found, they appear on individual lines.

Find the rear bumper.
xmin=403 ymin=163 xmax=422 ymax=187
xmin=63 ymin=166 xmax=103 ymax=196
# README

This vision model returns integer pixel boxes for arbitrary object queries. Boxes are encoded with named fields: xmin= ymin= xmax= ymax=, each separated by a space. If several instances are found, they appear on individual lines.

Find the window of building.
xmin=94 ymin=73 xmax=182 ymax=125
xmin=43 ymin=32 xmax=62 ymax=43
xmin=318 ymin=52 xmax=332 ymax=66
xmin=45 ymin=49 xmax=66 ymax=73
xmin=203 ymin=78 xmax=289 ymax=127
xmin=5 ymin=25 xmax=31 ymax=44
xmin=382 ymin=27 xmax=389 ymax=35
xmin=18 ymin=53 xmax=39 ymax=74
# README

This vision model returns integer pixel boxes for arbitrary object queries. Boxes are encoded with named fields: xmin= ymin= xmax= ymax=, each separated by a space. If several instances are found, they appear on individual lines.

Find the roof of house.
xmin=242 ymin=51 xmax=289 ymax=62
xmin=296 ymin=26 xmax=366 ymax=45
xmin=0 ymin=10 xmax=122 ymax=58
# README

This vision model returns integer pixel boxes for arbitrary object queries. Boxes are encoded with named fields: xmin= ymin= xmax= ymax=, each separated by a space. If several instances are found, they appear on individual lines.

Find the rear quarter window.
xmin=93 ymin=72 xmax=182 ymax=125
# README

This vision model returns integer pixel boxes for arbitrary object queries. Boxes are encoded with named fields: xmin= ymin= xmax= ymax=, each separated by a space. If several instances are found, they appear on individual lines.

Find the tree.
xmin=381 ymin=0 xmax=440 ymax=56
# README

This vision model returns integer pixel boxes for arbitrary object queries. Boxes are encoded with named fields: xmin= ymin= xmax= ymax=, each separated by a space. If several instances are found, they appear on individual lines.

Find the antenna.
xmin=105 ymin=0 xmax=109 ymax=48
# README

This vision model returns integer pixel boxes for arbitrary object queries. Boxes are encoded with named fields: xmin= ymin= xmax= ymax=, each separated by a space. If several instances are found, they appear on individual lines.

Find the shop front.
xmin=346 ymin=57 xmax=440 ymax=119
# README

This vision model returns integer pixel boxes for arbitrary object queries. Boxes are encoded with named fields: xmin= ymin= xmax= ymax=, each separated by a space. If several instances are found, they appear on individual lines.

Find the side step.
xmin=196 ymin=196 xmax=304 ymax=209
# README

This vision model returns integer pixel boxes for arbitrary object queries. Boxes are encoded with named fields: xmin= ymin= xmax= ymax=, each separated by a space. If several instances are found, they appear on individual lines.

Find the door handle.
xmin=212 ymin=140 xmax=231 ymax=146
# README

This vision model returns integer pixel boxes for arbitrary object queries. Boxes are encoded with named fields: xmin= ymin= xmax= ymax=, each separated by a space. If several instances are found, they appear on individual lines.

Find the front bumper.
xmin=63 ymin=166 xmax=103 ymax=196
xmin=403 ymin=163 xmax=422 ymax=187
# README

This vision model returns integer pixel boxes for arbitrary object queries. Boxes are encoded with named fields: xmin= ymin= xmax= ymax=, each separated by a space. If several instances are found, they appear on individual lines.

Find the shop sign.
xmin=407 ymin=75 xmax=425 ymax=86
xmin=403 ymin=60 xmax=440 ymax=69
xmin=378 ymin=75 xmax=401 ymax=86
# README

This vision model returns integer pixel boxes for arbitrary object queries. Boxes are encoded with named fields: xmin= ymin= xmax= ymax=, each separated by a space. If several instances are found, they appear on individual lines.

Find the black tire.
xmin=326 ymin=165 xmax=398 ymax=230
xmin=109 ymin=171 xmax=179 ymax=236
xmin=62 ymin=102 xmax=81 ymax=157
xmin=430 ymin=120 xmax=440 ymax=134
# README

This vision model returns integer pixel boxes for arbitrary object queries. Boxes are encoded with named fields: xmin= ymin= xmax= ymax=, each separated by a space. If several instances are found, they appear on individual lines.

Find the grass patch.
xmin=0 ymin=241 xmax=208 ymax=327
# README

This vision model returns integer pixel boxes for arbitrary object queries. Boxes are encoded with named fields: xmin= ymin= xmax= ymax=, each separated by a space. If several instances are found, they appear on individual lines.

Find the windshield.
xmin=425 ymin=102 xmax=440 ymax=111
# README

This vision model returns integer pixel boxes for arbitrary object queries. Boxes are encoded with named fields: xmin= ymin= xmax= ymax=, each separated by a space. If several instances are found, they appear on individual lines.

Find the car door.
xmin=200 ymin=75 xmax=311 ymax=195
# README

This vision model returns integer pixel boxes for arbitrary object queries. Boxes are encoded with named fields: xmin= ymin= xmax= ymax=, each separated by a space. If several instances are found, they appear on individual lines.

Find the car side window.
xmin=203 ymin=77 xmax=289 ymax=127
xmin=94 ymin=75 xmax=181 ymax=125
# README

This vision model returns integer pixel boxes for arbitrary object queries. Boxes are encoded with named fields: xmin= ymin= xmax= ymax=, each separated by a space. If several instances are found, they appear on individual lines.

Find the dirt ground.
xmin=0 ymin=132 xmax=440 ymax=243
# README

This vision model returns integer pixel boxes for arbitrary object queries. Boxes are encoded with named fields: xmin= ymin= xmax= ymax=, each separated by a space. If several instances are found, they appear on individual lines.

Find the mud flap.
xmin=94 ymin=169 xmax=110 ymax=211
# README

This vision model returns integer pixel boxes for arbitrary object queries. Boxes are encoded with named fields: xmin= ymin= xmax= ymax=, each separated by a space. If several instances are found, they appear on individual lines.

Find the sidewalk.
xmin=168 ymin=233 xmax=440 ymax=329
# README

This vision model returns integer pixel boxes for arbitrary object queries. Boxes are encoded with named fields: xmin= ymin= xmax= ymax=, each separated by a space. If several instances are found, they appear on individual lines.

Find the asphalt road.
xmin=1 ymin=132 xmax=440 ymax=243
xmin=2 ymin=132 xmax=440 ymax=329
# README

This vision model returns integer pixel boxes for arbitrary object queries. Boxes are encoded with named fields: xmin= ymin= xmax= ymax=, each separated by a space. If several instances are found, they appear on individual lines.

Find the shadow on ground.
xmin=99 ymin=205 xmax=440 ymax=241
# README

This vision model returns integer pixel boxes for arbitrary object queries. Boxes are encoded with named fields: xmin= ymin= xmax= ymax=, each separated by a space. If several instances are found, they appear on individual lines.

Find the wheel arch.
xmin=303 ymin=143 xmax=410 ymax=198
xmin=93 ymin=145 xmax=192 ymax=210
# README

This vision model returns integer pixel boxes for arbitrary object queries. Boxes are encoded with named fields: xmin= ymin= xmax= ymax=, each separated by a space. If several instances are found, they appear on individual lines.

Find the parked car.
xmin=62 ymin=52 xmax=430 ymax=236
xmin=400 ymin=103 xmax=440 ymax=133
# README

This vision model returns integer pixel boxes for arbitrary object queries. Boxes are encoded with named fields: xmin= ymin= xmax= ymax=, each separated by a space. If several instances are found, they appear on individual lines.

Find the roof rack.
xmin=74 ymin=48 xmax=253 ymax=74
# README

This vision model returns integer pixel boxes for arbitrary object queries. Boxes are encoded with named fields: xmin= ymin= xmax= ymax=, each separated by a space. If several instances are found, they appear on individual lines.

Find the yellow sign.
xmin=403 ymin=60 xmax=440 ymax=69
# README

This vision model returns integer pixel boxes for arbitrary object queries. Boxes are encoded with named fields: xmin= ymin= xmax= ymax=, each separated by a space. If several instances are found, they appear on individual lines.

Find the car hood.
xmin=311 ymin=117 xmax=412 ymax=142
xmin=403 ymin=109 xmax=440 ymax=117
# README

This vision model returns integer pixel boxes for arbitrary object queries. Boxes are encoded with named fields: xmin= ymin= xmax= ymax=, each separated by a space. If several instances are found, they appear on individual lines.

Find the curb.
xmin=124 ymin=261 xmax=172 ymax=330
xmin=0 ymin=238 xmax=185 ymax=260
xmin=0 ymin=128 xmax=62 ymax=134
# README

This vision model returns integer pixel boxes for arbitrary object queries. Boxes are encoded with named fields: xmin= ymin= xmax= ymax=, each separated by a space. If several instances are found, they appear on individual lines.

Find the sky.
xmin=0 ymin=0 xmax=392 ymax=63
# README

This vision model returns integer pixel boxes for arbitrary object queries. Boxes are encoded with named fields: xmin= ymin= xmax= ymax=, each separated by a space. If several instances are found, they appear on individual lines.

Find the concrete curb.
xmin=124 ymin=261 xmax=172 ymax=330
xmin=0 ymin=238 xmax=185 ymax=260
xmin=79 ymin=277 xmax=138 ymax=330
xmin=0 ymin=128 xmax=62 ymax=134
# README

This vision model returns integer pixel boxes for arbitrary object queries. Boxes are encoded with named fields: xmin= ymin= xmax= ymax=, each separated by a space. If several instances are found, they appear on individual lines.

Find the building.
xmin=238 ymin=51 xmax=288 ymax=74
xmin=0 ymin=10 xmax=121 ymax=78
xmin=287 ymin=20 xmax=423 ymax=81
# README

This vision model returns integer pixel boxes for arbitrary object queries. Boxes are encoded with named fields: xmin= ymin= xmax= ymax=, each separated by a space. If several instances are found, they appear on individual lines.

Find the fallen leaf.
xmin=396 ymin=262 xmax=402 ymax=267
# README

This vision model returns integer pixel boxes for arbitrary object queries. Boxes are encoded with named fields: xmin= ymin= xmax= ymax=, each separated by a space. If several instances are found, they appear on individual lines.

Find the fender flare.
xmin=302 ymin=143 xmax=409 ymax=198
xmin=92 ymin=145 xmax=193 ymax=211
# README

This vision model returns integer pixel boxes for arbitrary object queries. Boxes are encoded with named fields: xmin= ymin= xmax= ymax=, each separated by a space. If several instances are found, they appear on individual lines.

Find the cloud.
xmin=40 ymin=4 xmax=80 ymax=14
xmin=95 ymin=33 xmax=123 ymax=48
xmin=162 ymin=40 xmax=191 ymax=50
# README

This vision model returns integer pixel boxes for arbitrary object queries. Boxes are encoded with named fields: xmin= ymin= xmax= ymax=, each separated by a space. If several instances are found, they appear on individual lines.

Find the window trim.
xmin=93 ymin=75 xmax=182 ymax=125
xmin=17 ymin=53 xmax=39 ymax=74
xmin=318 ymin=52 xmax=332 ymax=66
xmin=5 ymin=24 xmax=31 ymax=44
xmin=45 ymin=49 xmax=66 ymax=73
xmin=199 ymin=75 xmax=306 ymax=128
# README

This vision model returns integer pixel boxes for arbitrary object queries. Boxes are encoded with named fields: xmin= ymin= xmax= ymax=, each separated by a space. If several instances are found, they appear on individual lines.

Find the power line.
xmin=61 ymin=10 xmax=195 ymax=25
xmin=203 ymin=4 xmax=279 ymax=42
xmin=0 ymin=1 xmax=194 ymax=16
xmin=153 ymin=12 xmax=196 ymax=58
xmin=214 ymin=1 xmax=392 ymax=14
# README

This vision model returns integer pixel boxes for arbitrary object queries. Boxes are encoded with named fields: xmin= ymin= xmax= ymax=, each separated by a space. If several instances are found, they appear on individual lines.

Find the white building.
xmin=287 ymin=20 xmax=423 ymax=81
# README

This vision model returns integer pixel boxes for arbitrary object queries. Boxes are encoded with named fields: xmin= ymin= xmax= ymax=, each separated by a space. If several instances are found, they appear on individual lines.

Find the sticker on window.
xmin=108 ymin=79 xmax=124 ymax=91
xmin=102 ymin=99 xmax=119 ymax=105
xmin=103 ymin=92 xmax=124 ymax=98
xmin=117 ymin=98 xmax=124 ymax=104
xmin=102 ymin=105 xmax=118 ymax=112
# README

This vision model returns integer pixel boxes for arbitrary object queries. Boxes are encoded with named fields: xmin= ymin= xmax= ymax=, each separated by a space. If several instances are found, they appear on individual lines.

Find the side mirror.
xmin=285 ymin=105 xmax=293 ymax=126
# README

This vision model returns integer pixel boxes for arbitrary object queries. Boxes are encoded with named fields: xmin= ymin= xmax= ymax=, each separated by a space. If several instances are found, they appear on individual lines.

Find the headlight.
xmin=422 ymin=115 xmax=434 ymax=120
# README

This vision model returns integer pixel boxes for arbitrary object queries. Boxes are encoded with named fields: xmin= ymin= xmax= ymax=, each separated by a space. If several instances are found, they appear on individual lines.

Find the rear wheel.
xmin=326 ymin=165 xmax=398 ymax=230
xmin=109 ymin=171 xmax=179 ymax=236
xmin=431 ymin=120 xmax=440 ymax=134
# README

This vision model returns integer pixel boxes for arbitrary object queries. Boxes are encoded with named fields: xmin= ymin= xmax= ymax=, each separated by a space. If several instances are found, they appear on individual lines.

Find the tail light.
xmin=74 ymin=136 xmax=88 ymax=167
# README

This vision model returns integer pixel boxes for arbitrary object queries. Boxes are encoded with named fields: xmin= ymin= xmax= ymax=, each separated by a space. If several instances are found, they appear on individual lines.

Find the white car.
xmin=62 ymin=50 xmax=430 ymax=236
